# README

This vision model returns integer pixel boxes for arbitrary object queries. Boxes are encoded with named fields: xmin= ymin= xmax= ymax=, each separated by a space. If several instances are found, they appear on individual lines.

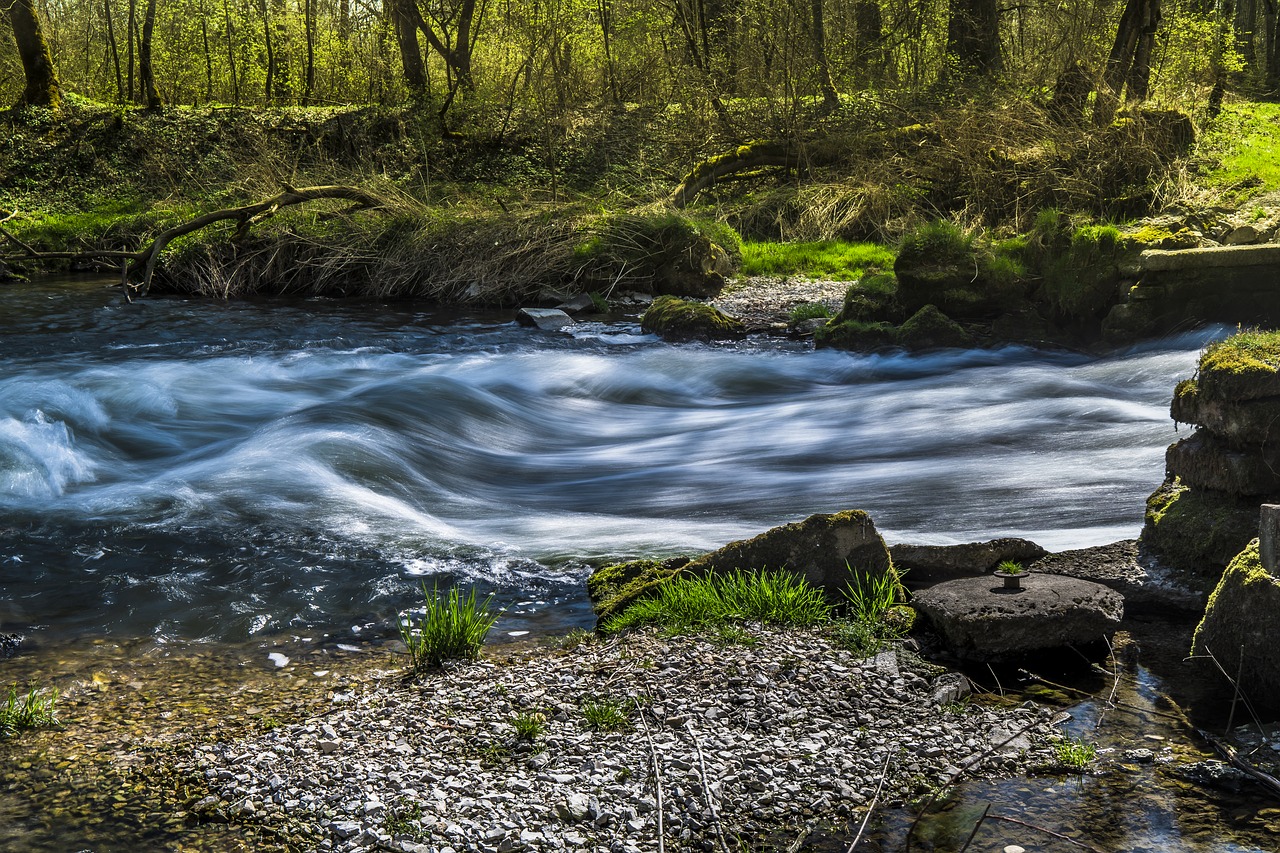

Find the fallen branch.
xmin=1198 ymin=729 xmax=1280 ymax=800
xmin=0 ymin=185 xmax=383 ymax=297
xmin=985 ymin=814 xmax=1107 ymax=853
xmin=636 ymin=700 xmax=666 ymax=853
xmin=847 ymin=749 xmax=893 ymax=852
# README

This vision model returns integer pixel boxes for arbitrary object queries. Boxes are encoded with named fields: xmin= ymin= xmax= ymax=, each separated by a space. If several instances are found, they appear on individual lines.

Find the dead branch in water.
xmin=0 ymin=185 xmax=383 ymax=297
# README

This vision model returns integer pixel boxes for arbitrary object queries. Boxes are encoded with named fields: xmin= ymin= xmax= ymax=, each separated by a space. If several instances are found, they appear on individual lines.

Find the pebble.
xmin=182 ymin=627 xmax=1060 ymax=852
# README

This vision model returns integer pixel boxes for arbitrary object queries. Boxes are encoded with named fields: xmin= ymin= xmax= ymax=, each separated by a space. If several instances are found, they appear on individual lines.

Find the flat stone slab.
xmin=1140 ymin=244 xmax=1280 ymax=271
xmin=516 ymin=307 xmax=575 ymax=330
xmin=914 ymin=574 xmax=1123 ymax=661
xmin=890 ymin=538 xmax=1047 ymax=589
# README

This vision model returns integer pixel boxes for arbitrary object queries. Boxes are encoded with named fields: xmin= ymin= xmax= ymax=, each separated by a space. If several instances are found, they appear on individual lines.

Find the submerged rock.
xmin=1192 ymin=539 xmax=1280 ymax=710
xmin=914 ymin=574 xmax=1123 ymax=661
xmin=516 ymin=307 xmax=575 ymax=330
xmin=1028 ymin=539 xmax=1204 ymax=614
xmin=895 ymin=304 xmax=972 ymax=349
xmin=890 ymin=538 xmax=1047 ymax=589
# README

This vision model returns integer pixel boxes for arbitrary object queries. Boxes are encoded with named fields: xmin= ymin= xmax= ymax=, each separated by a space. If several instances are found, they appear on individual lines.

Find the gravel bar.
xmin=184 ymin=627 xmax=1062 ymax=852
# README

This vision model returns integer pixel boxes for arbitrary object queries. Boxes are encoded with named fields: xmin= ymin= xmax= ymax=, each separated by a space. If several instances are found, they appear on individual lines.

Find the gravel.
xmin=183 ymin=626 xmax=1062 ymax=852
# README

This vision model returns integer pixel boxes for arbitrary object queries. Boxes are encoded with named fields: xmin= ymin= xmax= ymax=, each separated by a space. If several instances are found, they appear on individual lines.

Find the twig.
xmin=1198 ymin=729 xmax=1280 ymax=799
xmin=1018 ymin=669 xmax=1187 ymax=722
xmin=686 ymin=720 xmax=731 ymax=853
xmin=847 ymin=749 xmax=892 ymax=852
xmin=1187 ymin=646 xmax=1266 ymax=738
xmin=957 ymin=802 xmax=991 ymax=853
xmin=905 ymin=711 xmax=1070 ymax=850
xmin=786 ymin=824 xmax=813 ymax=853
xmin=635 ymin=700 xmax=666 ymax=853
xmin=984 ymin=814 xmax=1107 ymax=852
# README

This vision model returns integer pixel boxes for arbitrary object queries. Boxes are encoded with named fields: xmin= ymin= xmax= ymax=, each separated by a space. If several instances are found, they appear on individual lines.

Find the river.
xmin=0 ymin=275 xmax=1217 ymax=646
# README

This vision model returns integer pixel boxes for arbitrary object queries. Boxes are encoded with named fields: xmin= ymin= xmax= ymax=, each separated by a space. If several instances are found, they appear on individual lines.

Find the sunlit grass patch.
xmin=399 ymin=584 xmax=498 ymax=675
xmin=603 ymin=569 xmax=832 ymax=633
xmin=741 ymin=240 xmax=894 ymax=280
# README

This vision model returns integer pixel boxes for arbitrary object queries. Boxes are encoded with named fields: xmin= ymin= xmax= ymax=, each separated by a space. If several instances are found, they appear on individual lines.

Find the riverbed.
xmin=0 ymin=275 xmax=1218 ymax=648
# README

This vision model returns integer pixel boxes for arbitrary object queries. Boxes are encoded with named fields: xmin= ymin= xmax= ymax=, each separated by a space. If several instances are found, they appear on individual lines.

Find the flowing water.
xmin=3 ymin=275 xmax=1277 ymax=853
xmin=0 ymin=275 xmax=1218 ymax=646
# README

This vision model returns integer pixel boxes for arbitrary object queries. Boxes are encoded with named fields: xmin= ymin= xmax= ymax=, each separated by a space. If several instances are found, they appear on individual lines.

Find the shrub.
xmin=843 ymin=566 xmax=904 ymax=626
xmin=997 ymin=560 xmax=1025 ymax=574
xmin=512 ymin=711 xmax=547 ymax=741
xmin=399 ymin=584 xmax=498 ymax=674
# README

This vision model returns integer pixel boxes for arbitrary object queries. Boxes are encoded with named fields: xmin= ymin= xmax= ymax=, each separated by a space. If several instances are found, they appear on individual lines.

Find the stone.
xmin=1166 ymin=432 xmax=1280 ymax=496
xmin=913 ymin=574 xmax=1123 ymax=661
xmin=1142 ymin=476 xmax=1261 ymax=577
xmin=1224 ymin=225 xmax=1262 ymax=246
xmin=1029 ymin=540 xmax=1203 ymax=614
xmin=1262 ymin=505 xmax=1280 ymax=572
xmin=556 ymin=293 xmax=598 ymax=314
xmin=0 ymin=632 xmax=22 ymax=659
xmin=640 ymin=296 xmax=745 ymax=342
xmin=516 ymin=308 xmax=575 ymax=331
xmin=682 ymin=510 xmax=893 ymax=600
xmin=1192 ymin=539 xmax=1280 ymax=709
xmin=556 ymin=793 xmax=592 ymax=823
xmin=890 ymin=538 xmax=1048 ymax=589
xmin=1171 ymin=380 xmax=1280 ymax=445
xmin=930 ymin=672 xmax=971 ymax=706
xmin=894 ymin=304 xmax=972 ymax=350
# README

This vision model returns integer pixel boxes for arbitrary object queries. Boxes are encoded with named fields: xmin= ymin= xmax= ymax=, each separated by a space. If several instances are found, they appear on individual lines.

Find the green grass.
xmin=580 ymin=698 xmax=630 ymax=731
xmin=602 ymin=569 xmax=832 ymax=633
xmin=1199 ymin=101 xmax=1280 ymax=194
xmin=0 ymin=685 xmax=59 ymax=739
xmin=399 ymin=584 xmax=498 ymax=675
xmin=788 ymin=302 xmax=834 ymax=323
xmin=1053 ymin=735 xmax=1097 ymax=769
xmin=512 ymin=711 xmax=547 ymax=741
xmin=741 ymin=240 xmax=895 ymax=280
xmin=843 ymin=566 xmax=903 ymax=626
xmin=996 ymin=560 xmax=1025 ymax=574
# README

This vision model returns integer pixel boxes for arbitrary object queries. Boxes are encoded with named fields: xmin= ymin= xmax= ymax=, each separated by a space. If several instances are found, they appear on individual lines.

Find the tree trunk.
xmin=105 ymin=0 xmax=124 ymax=102
xmin=6 ymin=0 xmax=64 ymax=107
xmin=812 ymin=0 xmax=839 ymax=111
xmin=260 ymin=0 xmax=276 ymax=101
xmin=597 ymin=0 xmax=617 ymax=102
xmin=1237 ymin=0 xmax=1257 ymax=68
xmin=200 ymin=0 xmax=214 ymax=102
xmin=223 ymin=0 xmax=239 ymax=104
xmin=1125 ymin=0 xmax=1162 ymax=102
xmin=390 ymin=0 xmax=426 ymax=91
xmin=853 ymin=0 xmax=886 ymax=82
xmin=139 ymin=0 xmax=161 ymax=108
xmin=303 ymin=0 xmax=316 ymax=104
xmin=947 ymin=0 xmax=1002 ymax=76
xmin=1094 ymin=0 xmax=1160 ymax=123
xmin=338 ymin=0 xmax=350 ymax=43
xmin=126 ymin=0 xmax=137 ymax=101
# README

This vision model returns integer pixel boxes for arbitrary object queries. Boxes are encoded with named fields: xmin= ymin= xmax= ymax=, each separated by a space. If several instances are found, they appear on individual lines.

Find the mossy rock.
xmin=813 ymin=319 xmax=898 ymax=351
xmin=640 ymin=295 xmax=745 ymax=341
xmin=894 ymin=221 xmax=1026 ymax=320
xmin=1196 ymin=330 xmax=1280 ymax=402
xmin=1141 ymin=476 xmax=1262 ymax=576
xmin=1192 ymin=539 xmax=1280 ymax=710
xmin=683 ymin=509 xmax=893 ymax=599
xmin=835 ymin=272 xmax=902 ymax=323
xmin=1172 ymin=377 xmax=1280 ymax=446
xmin=1039 ymin=225 xmax=1124 ymax=319
xmin=587 ymin=556 xmax=691 ymax=627
xmin=895 ymin=304 xmax=972 ymax=349
xmin=575 ymin=213 xmax=739 ymax=298
xmin=1166 ymin=431 xmax=1280 ymax=496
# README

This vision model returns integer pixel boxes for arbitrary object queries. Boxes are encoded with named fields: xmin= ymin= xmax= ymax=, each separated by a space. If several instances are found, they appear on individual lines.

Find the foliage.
xmin=896 ymin=220 xmax=974 ymax=267
xmin=382 ymin=798 xmax=425 ymax=839
xmin=558 ymin=627 xmax=594 ymax=650
xmin=0 ymin=685 xmax=59 ymax=738
xmin=843 ymin=567 xmax=903 ymax=626
xmin=602 ymin=569 xmax=832 ymax=634
xmin=580 ymin=698 xmax=630 ymax=732
xmin=996 ymin=560 xmax=1025 ymax=575
xmin=1053 ymin=735 xmax=1097 ymax=769
xmin=511 ymin=711 xmax=547 ymax=742
xmin=740 ymin=240 xmax=895 ymax=280
xmin=1040 ymin=224 xmax=1123 ymax=319
xmin=788 ymin=302 xmax=834 ymax=323
xmin=399 ymin=584 xmax=498 ymax=675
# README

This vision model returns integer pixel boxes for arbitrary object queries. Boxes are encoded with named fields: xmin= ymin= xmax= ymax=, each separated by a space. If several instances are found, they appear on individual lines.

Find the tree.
xmin=4 ymin=0 xmax=64 ymax=107
xmin=947 ymin=0 xmax=1002 ymax=76
xmin=139 ymin=0 xmax=162 ymax=107
xmin=1094 ymin=0 xmax=1162 ymax=124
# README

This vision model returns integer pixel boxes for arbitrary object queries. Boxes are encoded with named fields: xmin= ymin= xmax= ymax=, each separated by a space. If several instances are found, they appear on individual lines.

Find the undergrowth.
xmin=740 ymin=239 xmax=894 ymax=280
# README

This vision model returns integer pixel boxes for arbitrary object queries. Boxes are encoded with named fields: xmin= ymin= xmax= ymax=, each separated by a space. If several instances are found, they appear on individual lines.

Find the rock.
xmin=1224 ymin=225 xmax=1262 ymax=246
xmin=640 ymin=296 xmax=745 ymax=342
xmin=0 ymin=633 xmax=23 ymax=659
xmin=930 ymin=672 xmax=971 ymax=706
xmin=913 ymin=574 xmax=1124 ymax=661
xmin=813 ymin=319 xmax=898 ymax=352
xmin=895 ymin=304 xmax=972 ymax=350
xmin=1192 ymin=539 xmax=1280 ymax=709
xmin=556 ymin=793 xmax=592 ymax=823
xmin=516 ymin=308 xmax=575 ymax=331
xmin=1143 ymin=476 xmax=1262 ymax=577
xmin=1029 ymin=540 xmax=1204 ymax=614
xmin=894 ymin=223 xmax=1023 ymax=320
xmin=556 ymin=293 xmax=598 ymax=314
xmin=1166 ymin=431 xmax=1280 ymax=496
xmin=587 ymin=556 xmax=692 ymax=628
xmin=890 ymin=538 xmax=1048 ymax=589
xmin=683 ymin=510 xmax=893 ymax=600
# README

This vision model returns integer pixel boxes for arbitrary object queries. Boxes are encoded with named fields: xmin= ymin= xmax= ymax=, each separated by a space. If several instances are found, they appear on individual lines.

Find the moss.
xmin=894 ymin=220 xmax=1028 ymax=319
xmin=895 ymin=304 xmax=972 ymax=349
xmin=1142 ymin=476 xmax=1262 ymax=574
xmin=832 ymin=272 xmax=901 ymax=323
xmin=1171 ymin=378 xmax=1200 ymax=425
xmin=1040 ymin=224 xmax=1124 ymax=319
xmin=640 ymin=295 xmax=745 ymax=341
xmin=1191 ymin=539 xmax=1280 ymax=707
xmin=587 ymin=556 xmax=692 ymax=627
xmin=1197 ymin=329 xmax=1280 ymax=401
xmin=813 ymin=319 xmax=898 ymax=351
xmin=1123 ymin=224 xmax=1176 ymax=246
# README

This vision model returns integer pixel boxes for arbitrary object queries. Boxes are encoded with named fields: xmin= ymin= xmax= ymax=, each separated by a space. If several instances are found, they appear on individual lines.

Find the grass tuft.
xmin=996 ymin=560 xmax=1025 ymax=574
xmin=580 ymin=698 xmax=630 ymax=732
xmin=602 ymin=569 xmax=831 ymax=634
xmin=740 ymin=240 xmax=895 ymax=280
xmin=512 ymin=711 xmax=547 ymax=741
xmin=399 ymin=584 xmax=498 ymax=675
xmin=1053 ymin=735 xmax=1097 ymax=769
xmin=0 ymin=685 xmax=59 ymax=739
